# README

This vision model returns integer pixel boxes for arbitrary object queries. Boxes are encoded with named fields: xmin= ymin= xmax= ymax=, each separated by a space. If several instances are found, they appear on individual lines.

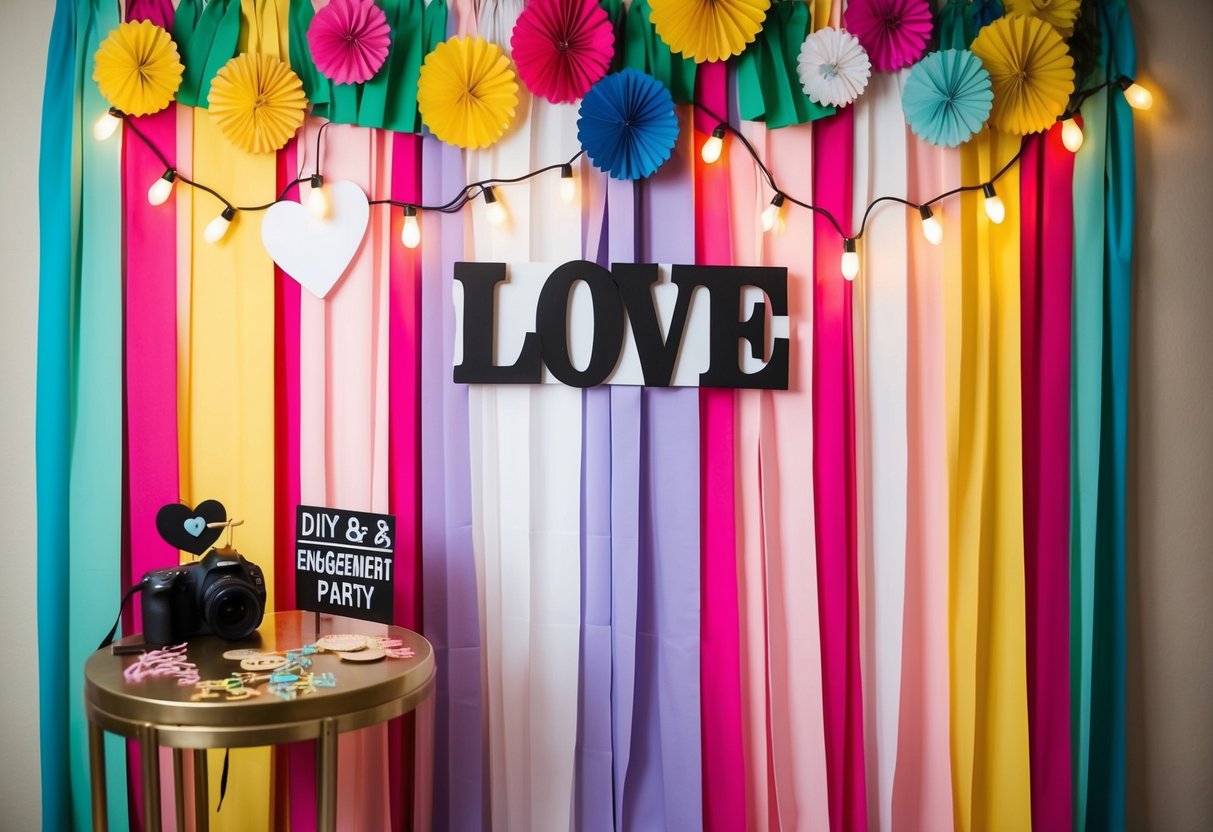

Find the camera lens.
xmin=202 ymin=577 xmax=264 ymax=641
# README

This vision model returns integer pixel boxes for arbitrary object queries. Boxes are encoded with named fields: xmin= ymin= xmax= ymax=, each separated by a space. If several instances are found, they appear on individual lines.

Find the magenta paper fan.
xmin=308 ymin=0 xmax=392 ymax=85
xmin=510 ymin=0 xmax=614 ymax=104
xmin=844 ymin=0 xmax=933 ymax=73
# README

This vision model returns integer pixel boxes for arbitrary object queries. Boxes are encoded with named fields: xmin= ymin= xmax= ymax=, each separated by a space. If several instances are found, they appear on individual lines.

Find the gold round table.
xmin=84 ymin=611 xmax=435 ymax=832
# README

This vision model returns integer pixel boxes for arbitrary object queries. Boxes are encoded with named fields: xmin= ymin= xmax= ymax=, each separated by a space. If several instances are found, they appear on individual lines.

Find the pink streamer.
xmin=812 ymin=108 xmax=868 ymax=832
xmin=1019 ymin=124 xmax=1074 ymax=832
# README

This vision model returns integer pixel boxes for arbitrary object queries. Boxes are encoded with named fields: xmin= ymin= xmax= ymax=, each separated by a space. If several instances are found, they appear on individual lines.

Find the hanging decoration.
xmin=796 ymin=27 xmax=871 ymax=109
xmin=1004 ymin=0 xmax=1079 ymax=39
xmin=648 ymin=0 xmax=771 ymax=64
xmin=970 ymin=14 xmax=1075 ymax=135
xmin=92 ymin=20 xmax=184 ymax=116
xmin=261 ymin=180 xmax=371 ymax=299
xmin=207 ymin=52 xmax=308 ymax=154
xmin=735 ymin=0 xmax=834 ymax=126
xmin=307 ymin=0 xmax=392 ymax=85
xmin=844 ymin=0 xmax=933 ymax=73
xmin=622 ymin=0 xmax=697 ymax=104
xmin=417 ymin=36 xmax=519 ymax=150
xmin=510 ymin=0 xmax=614 ymax=104
xmin=576 ymin=68 xmax=679 ymax=180
xmin=901 ymin=48 xmax=993 ymax=147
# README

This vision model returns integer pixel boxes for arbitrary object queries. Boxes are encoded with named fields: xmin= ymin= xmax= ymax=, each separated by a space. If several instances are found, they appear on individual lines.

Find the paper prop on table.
xmin=648 ymin=0 xmax=771 ymax=64
xmin=307 ymin=0 xmax=392 ymax=85
xmin=577 ymin=69 xmax=679 ymax=180
xmin=156 ymin=499 xmax=227 ymax=554
xmin=418 ymin=36 xmax=519 ymax=149
xmin=261 ymin=180 xmax=370 ymax=299
xmin=92 ymin=20 xmax=184 ymax=116
xmin=207 ymin=53 xmax=308 ymax=154
xmin=902 ymin=49 xmax=993 ymax=147
xmin=1005 ymin=0 xmax=1078 ymax=38
xmin=797 ymin=27 xmax=871 ymax=109
xmin=844 ymin=0 xmax=933 ymax=73
xmin=510 ymin=0 xmax=614 ymax=104
xmin=970 ymin=14 xmax=1074 ymax=135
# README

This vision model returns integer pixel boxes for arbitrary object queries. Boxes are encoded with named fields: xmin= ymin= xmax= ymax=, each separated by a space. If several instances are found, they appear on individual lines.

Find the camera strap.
xmin=97 ymin=581 xmax=146 ymax=651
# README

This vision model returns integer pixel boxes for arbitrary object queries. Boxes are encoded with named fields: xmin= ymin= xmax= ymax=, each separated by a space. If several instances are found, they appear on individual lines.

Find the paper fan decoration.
xmin=1005 ymin=0 xmax=1079 ymax=38
xmin=970 ymin=14 xmax=1075 ymax=135
xmin=577 ymin=69 xmax=679 ymax=180
xmin=649 ymin=0 xmax=772 ymax=64
xmin=207 ymin=53 xmax=308 ymax=154
xmin=797 ymin=27 xmax=871 ymax=108
xmin=902 ymin=49 xmax=993 ymax=147
xmin=844 ymin=0 xmax=933 ymax=72
xmin=418 ymin=37 xmax=519 ymax=149
xmin=510 ymin=0 xmax=614 ymax=103
xmin=92 ymin=20 xmax=184 ymax=116
xmin=307 ymin=0 xmax=392 ymax=85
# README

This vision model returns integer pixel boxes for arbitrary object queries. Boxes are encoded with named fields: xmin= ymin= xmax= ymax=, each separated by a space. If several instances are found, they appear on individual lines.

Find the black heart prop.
xmin=156 ymin=500 xmax=227 ymax=554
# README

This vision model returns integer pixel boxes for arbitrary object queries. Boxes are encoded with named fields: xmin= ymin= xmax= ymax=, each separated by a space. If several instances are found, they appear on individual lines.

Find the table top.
xmin=84 ymin=611 xmax=434 ymax=748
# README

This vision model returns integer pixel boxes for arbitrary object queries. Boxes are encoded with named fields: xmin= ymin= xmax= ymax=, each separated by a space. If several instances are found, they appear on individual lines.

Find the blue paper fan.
xmin=577 ymin=69 xmax=679 ymax=180
xmin=902 ymin=49 xmax=993 ymax=148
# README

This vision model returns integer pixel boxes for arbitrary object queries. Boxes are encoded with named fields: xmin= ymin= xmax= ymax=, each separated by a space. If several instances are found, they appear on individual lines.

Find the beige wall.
xmin=1 ymin=1 xmax=1208 ymax=829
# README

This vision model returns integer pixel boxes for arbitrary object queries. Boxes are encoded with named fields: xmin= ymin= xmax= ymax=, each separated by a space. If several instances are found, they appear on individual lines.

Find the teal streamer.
xmin=734 ymin=0 xmax=833 ymax=128
xmin=289 ymin=0 xmax=329 ymax=107
xmin=622 ymin=0 xmax=695 ymax=105
xmin=936 ymin=0 xmax=1002 ymax=49
xmin=174 ymin=0 xmax=241 ymax=108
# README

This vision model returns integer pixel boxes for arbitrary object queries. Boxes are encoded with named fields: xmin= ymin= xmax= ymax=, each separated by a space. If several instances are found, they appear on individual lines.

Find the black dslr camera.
xmin=141 ymin=548 xmax=267 ymax=644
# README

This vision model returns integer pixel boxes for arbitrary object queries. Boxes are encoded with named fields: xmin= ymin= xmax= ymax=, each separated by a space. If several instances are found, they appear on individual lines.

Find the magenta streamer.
xmin=1019 ymin=124 xmax=1074 ymax=832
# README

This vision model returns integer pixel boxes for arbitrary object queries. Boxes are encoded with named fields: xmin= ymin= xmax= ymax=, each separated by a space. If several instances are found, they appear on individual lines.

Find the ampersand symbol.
xmin=374 ymin=520 xmax=391 ymax=548
xmin=346 ymin=518 xmax=368 ymax=543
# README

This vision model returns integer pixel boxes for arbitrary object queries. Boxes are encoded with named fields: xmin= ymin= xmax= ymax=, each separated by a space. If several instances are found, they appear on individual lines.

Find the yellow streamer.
xmin=946 ymin=129 xmax=1033 ymax=832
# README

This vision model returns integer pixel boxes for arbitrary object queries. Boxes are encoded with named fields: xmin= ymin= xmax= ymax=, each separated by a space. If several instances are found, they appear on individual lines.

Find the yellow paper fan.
xmin=92 ymin=20 xmax=184 ymax=116
xmin=1004 ymin=0 xmax=1080 ymax=39
xmin=207 ymin=53 xmax=308 ymax=154
xmin=649 ymin=0 xmax=771 ymax=63
xmin=971 ymin=15 xmax=1075 ymax=135
xmin=418 ymin=37 xmax=519 ymax=150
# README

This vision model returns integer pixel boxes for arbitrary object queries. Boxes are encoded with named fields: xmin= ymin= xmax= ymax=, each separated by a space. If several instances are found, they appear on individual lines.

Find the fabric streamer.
xmin=851 ymin=70 xmax=908 ymax=832
xmin=1019 ymin=124 xmax=1075 ymax=832
xmin=812 ymin=105 xmax=868 ymax=832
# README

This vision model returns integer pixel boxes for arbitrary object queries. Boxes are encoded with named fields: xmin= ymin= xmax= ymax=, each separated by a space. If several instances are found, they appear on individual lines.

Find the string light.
xmin=94 ymin=107 xmax=122 ymax=141
xmin=1061 ymin=117 xmax=1084 ymax=153
xmin=147 ymin=169 xmax=176 ymax=206
xmin=701 ymin=124 xmax=726 ymax=165
xmin=1119 ymin=77 xmax=1153 ymax=110
xmin=401 ymin=205 xmax=421 ymax=249
xmin=560 ymin=164 xmax=576 ymax=203
xmin=841 ymin=238 xmax=859 ymax=281
xmin=982 ymin=183 xmax=1006 ymax=224
xmin=918 ymin=205 xmax=943 ymax=245
xmin=483 ymin=186 xmax=507 ymax=226
xmin=306 ymin=174 xmax=330 ymax=219
xmin=761 ymin=193 xmax=786 ymax=233
xmin=204 ymin=207 xmax=235 ymax=244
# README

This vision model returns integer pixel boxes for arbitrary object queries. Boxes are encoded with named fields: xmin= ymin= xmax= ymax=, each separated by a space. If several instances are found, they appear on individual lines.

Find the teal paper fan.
xmin=902 ymin=49 xmax=993 ymax=148
xmin=577 ymin=69 xmax=679 ymax=180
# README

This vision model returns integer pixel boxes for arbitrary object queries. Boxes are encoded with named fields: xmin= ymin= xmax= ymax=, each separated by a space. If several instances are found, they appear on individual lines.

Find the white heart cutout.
xmin=261 ymin=180 xmax=370 ymax=299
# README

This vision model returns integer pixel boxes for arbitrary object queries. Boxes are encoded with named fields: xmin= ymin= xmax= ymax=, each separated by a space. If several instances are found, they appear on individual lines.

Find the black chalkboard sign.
xmin=295 ymin=505 xmax=395 ymax=624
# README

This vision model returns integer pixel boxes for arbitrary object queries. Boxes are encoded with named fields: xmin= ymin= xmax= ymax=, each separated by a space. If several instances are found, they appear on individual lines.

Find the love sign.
xmin=452 ymin=261 xmax=790 ymax=389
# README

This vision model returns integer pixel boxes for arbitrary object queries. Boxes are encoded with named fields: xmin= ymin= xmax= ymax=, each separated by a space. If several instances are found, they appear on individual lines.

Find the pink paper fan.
xmin=510 ymin=0 xmax=614 ymax=104
xmin=844 ymin=0 xmax=933 ymax=73
xmin=308 ymin=0 xmax=392 ymax=85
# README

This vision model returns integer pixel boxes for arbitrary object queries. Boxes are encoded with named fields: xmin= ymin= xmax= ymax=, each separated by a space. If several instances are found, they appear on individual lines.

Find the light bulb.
xmin=401 ymin=206 xmax=421 ymax=249
xmin=841 ymin=238 xmax=859 ymax=281
xmin=919 ymin=205 xmax=943 ymax=246
xmin=93 ymin=110 xmax=121 ymax=141
xmin=1120 ymin=79 xmax=1153 ymax=110
xmin=701 ymin=125 xmax=726 ymax=165
xmin=982 ymin=183 xmax=1005 ymax=224
xmin=560 ymin=164 xmax=576 ymax=203
xmin=761 ymin=193 xmax=786 ymax=233
xmin=147 ymin=170 xmax=176 ymax=206
xmin=307 ymin=175 xmax=330 ymax=219
xmin=204 ymin=207 xmax=236 ymax=244
xmin=483 ymin=186 xmax=507 ymax=226
xmin=1061 ymin=117 xmax=1084 ymax=153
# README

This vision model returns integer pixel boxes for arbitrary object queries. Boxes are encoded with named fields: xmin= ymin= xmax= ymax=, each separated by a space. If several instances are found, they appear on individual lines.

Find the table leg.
xmin=193 ymin=749 xmax=209 ymax=832
xmin=139 ymin=725 xmax=161 ymax=832
xmin=88 ymin=720 xmax=107 ymax=832
xmin=172 ymin=749 xmax=185 ymax=831
xmin=317 ymin=719 xmax=338 ymax=832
